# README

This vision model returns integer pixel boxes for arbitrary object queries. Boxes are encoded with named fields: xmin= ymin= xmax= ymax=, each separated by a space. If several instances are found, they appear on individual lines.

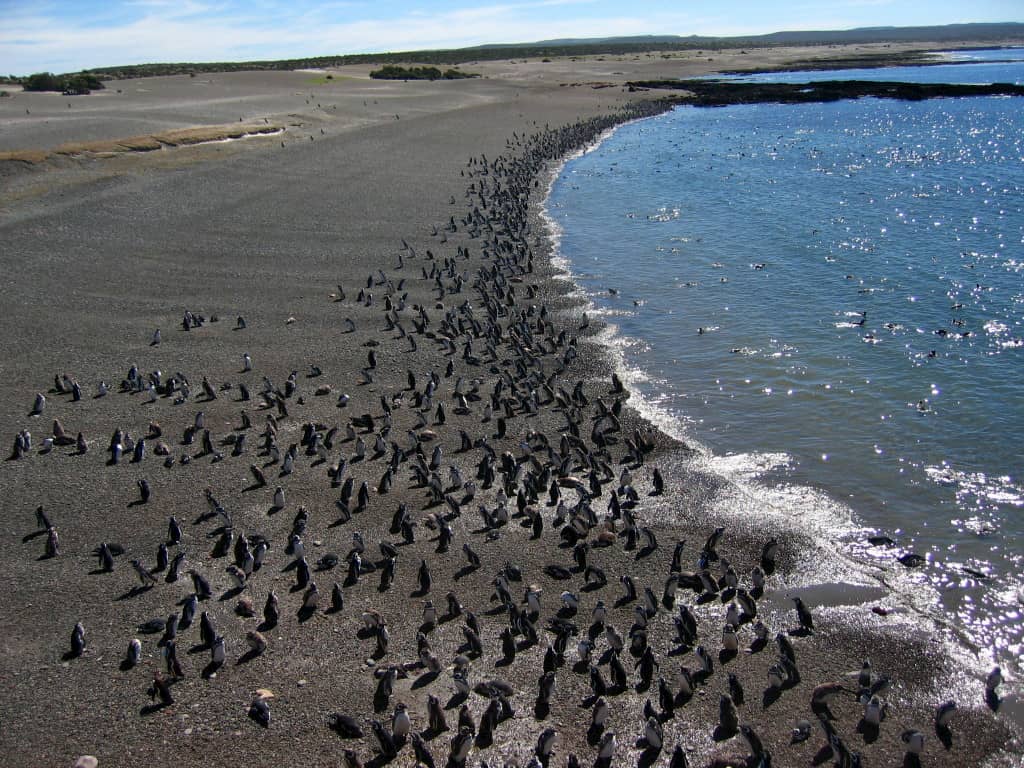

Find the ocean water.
xmin=546 ymin=50 xmax=1024 ymax=682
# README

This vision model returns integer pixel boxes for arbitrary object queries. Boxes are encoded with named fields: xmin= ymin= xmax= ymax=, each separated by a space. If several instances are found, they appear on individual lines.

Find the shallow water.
xmin=547 ymin=50 xmax=1024 ymax=682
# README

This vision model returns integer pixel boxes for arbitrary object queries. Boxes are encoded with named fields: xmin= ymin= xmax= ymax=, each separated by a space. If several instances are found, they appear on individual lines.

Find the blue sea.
xmin=546 ymin=49 xmax=1024 ymax=687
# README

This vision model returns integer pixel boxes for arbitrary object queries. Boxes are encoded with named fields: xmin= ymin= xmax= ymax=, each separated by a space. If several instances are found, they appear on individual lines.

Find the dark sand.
xmin=0 ymin=42 xmax=1021 ymax=768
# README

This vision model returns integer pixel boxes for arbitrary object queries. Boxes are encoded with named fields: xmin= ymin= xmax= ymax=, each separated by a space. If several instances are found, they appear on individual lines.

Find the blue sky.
xmin=1 ymin=0 xmax=1020 ymax=75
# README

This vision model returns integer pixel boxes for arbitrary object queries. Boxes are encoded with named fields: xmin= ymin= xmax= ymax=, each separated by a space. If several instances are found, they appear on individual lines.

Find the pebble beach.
xmin=0 ymin=42 xmax=1020 ymax=768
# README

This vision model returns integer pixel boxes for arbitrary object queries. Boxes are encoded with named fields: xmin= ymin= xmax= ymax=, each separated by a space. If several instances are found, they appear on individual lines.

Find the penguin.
xmin=417 ymin=559 xmax=432 ymax=594
xmin=449 ymin=726 xmax=473 ymax=766
xmin=249 ymin=697 xmax=270 ymax=728
xmin=264 ymin=591 xmax=280 ymax=627
xmin=535 ymin=727 xmax=557 ymax=760
xmin=901 ymin=729 xmax=925 ymax=755
xmin=596 ymin=731 xmax=617 ymax=762
xmin=246 ymin=630 xmax=268 ymax=655
xmin=131 ymin=559 xmax=159 ymax=587
xmin=370 ymin=720 xmax=397 ymax=757
xmin=149 ymin=671 xmax=174 ymax=705
xmin=863 ymin=695 xmax=884 ymax=727
xmin=329 ymin=712 xmax=364 ymax=738
xmin=792 ymin=596 xmax=814 ymax=633
xmin=125 ymin=638 xmax=142 ymax=668
xmin=70 ymin=622 xmax=86 ymax=657
xmin=811 ymin=682 xmax=851 ymax=720
xmin=427 ymin=693 xmax=448 ymax=733
xmin=44 ymin=527 xmax=59 ymax=558
xmin=718 ymin=694 xmax=738 ymax=736
xmin=411 ymin=732 xmax=436 ymax=768
xmin=761 ymin=537 xmax=780 ymax=572
xmin=302 ymin=583 xmax=319 ymax=612
xmin=641 ymin=715 xmax=663 ymax=751
xmin=391 ymin=701 xmax=411 ymax=740
xmin=180 ymin=593 xmax=197 ymax=628
xmin=935 ymin=699 xmax=957 ymax=741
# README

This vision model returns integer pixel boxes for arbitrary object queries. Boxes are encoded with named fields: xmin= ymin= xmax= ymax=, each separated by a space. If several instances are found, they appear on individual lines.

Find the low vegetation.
xmin=22 ymin=71 xmax=105 ymax=94
xmin=368 ymin=65 xmax=478 ymax=80
xmin=8 ymin=23 xmax=1022 ymax=83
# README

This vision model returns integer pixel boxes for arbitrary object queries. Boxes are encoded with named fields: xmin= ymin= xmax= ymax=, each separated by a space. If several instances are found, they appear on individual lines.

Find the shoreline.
xmin=0 ymin=49 xmax=1020 ymax=768
xmin=539 ymin=101 xmax=1024 ymax=733
xmin=524 ymin=109 xmax=1021 ymax=762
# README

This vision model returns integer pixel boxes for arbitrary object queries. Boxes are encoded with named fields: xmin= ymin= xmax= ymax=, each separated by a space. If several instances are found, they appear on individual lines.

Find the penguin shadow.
xmin=856 ymin=718 xmax=880 ymax=744
xmin=21 ymin=529 xmax=46 ymax=543
xmin=635 ymin=544 xmax=656 ymax=560
xmin=236 ymin=648 xmax=262 ymax=666
xmin=119 ymin=658 xmax=138 ymax=673
xmin=356 ymin=625 xmax=377 ymax=640
xmin=364 ymin=756 xmax=397 ymax=768
xmin=635 ymin=678 xmax=652 ymax=694
xmin=718 ymin=648 xmax=737 ymax=664
xmin=762 ymin=687 xmax=782 ymax=709
xmin=61 ymin=649 xmax=84 ymax=662
xmin=140 ymin=701 xmax=172 ymax=716
xmin=36 ymin=551 xmax=57 ymax=562
xmin=812 ymin=743 xmax=836 ymax=766
xmin=298 ymin=605 xmax=317 ymax=623
xmin=936 ymin=723 xmax=953 ymax=750
xmin=188 ymin=642 xmax=210 ymax=656
xmin=412 ymin=670 xmax=439 ymax=690
xmin=673 ymin=690 xmax=694 ymax=709
xmin=636 ymin=746 xmax=662 ymax=768
xmin=712 ymin=724 xmax=737 ymax=742
xmin=581 ymin=581 xmax=604 ymax=594
xmin=453 ymin=565 xmax=477 ymax=580
xmin=257 ymin=618 xmax=277 ymax=633
xmin=696 ymin=592 xmax=719 ymax=605
xmin=419 ymin=724 xmax=445 ymax=742
xmin=444 ymin=691 xmax=467 ymax=710
xmin=242 ymin=483 xmax=264 ymax=493
xmin=788 ymin=626 xmax=813 ymax=638
xmin=219 ymin=587 xmax=244 ymax=601
xmin=201 ymin=661 xmax=223 ymax=679
xmin=613 ymin=595 xmax=635 ymax=609
xmin=116 ymin=585 xmax=154 ymax=601
xmin=902 ymin=755 xmax=922 ymax=768
xmin=748 ymin=637 xmax=768 ymax=654
xmin=986 ymin=689 xmax=1001 ymax=712
xmin=587 ymin=722 xmax=605 ymax=746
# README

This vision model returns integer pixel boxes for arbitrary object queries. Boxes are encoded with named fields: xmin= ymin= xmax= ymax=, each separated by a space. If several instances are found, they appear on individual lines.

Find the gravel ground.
xmin=0 ymin=45 xmax=1020 ymax=768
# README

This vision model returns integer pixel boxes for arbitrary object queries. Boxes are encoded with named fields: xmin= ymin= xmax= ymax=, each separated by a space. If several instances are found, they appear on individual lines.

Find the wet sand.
xmin=0 ymin=41 xmax=1020 ymax=768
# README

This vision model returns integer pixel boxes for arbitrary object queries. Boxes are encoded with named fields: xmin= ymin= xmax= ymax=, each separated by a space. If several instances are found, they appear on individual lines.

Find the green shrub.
xmin=369 ymin=65 xmax=478 ymax=81
xmin=23 ymin=71 xmax=104 ymax=94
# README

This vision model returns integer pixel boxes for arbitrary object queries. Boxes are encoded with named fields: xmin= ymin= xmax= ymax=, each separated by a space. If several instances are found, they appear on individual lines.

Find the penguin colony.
xmin=11 ymin=100 xmax=1005 ymax=767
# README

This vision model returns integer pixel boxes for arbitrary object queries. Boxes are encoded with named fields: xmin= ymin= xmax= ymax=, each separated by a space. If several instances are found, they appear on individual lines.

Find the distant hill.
xmin=503 ymin=23 xmax=1024 ymax=48
xmin=45 ymin=22 xmax=1024 ymax=81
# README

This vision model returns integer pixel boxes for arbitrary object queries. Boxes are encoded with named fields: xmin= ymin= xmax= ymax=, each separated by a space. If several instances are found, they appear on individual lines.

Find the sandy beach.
xmin=0 ymin=41 xmax=1021 ymax=768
